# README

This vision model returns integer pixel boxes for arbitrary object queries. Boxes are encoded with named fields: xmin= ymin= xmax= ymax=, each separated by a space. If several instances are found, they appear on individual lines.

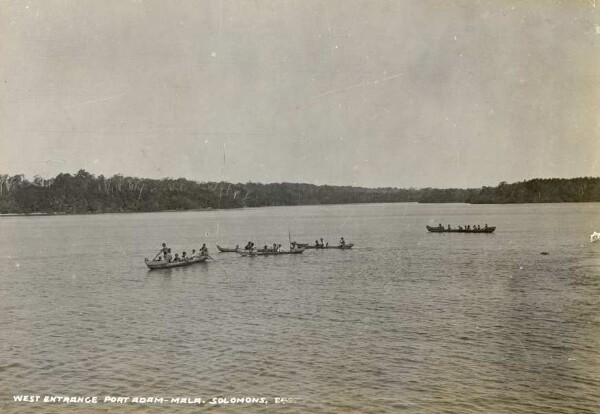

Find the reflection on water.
xmin=0 ymin=203 xmax=599 ymax=413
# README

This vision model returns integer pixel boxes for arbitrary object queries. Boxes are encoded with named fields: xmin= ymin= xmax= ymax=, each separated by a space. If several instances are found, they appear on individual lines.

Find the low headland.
xmin=0 ymin=170 xmax=598 ymax=215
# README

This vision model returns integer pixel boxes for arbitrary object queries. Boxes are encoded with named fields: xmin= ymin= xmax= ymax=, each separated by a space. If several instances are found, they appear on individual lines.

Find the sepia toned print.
xmin=1 ymin=1 xmax=599 ymax=413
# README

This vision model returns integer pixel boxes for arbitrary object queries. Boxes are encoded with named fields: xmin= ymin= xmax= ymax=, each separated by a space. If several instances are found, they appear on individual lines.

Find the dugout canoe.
xmin=426 ymin=226 xmax=495 ymax=233
xmin=216 ymin=244 xmax=240 ymax=253
xmin=238 ymin=248 xmax=306 ymax=257
xmin=145 ymin=256 xmax=208 ymax=269
xmin=303 ymin=243 xmax=354 ymax=249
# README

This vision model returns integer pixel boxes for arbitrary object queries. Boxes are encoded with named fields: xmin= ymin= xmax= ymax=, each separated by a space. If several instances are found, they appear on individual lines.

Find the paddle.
xmin=205 ymin=253 xmax=230 ymax=281
xmin=152 ymin=249 xmax=163 ymax=260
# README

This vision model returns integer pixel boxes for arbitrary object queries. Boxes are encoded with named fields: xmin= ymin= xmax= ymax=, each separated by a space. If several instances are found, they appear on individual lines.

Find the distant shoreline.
xmin=0 ymin=207 xmax=215 ymax=217
xmin=2 ymin=200 xmax=600 ymax=218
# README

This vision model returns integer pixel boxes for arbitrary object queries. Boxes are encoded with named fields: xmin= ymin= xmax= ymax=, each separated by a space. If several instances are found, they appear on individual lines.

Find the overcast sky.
xmin=1 ymin=0 xmax=598 ymax=188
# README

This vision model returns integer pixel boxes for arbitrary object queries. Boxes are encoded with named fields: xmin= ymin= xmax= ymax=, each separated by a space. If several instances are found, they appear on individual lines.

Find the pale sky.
xmin=1 ymin=0 xmax=598 ymax=188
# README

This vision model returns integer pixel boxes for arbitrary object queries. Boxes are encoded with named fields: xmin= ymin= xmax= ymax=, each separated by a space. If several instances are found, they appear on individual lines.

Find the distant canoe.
xmin=239 ymin=248 xmax=306 ymax=257
xmin=216 ymin=244 xmax=240 ymax=253
xmin=220 ymin=244 xmax=285 ymax=253
xmin=426 ymin=226 xmax=495 ymax=233
xmin=145 ymin=256 xmax=208 ymax=269
xmin=303 ymin=243 xmax=354 ymax=249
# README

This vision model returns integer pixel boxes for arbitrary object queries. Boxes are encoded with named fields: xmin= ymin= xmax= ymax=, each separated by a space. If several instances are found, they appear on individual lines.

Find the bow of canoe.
xmin=216 ymin=244 xmax=240 ymax=252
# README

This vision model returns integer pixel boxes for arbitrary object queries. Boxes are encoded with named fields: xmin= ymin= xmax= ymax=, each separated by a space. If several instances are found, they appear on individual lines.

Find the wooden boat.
xmin=216 ymin=244 xmax=240 ymax=253
xmin=238 ymin=248 xmax=306 ymax=257
xmin=303 ymin=243 xmax=354 ymax=249
xmin=426 ymin=225 xmax=495 ymax=233
xmin=145 ymin=255 xmax=208 ymax=269
xmin=220 ymin=244 xmax=280 ymax=253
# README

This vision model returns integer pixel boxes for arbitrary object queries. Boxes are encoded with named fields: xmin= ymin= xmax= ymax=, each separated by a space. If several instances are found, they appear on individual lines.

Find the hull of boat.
xmin=303 ymin=243 xmax=354 ymax=249
xmin=239 ymin=248 xmax=305 ymax=256
xmin=216 ymin=244 xmax=240 ymax=252
xmin=145 ymin=256 xmax=208 ymax=269
xmin=426 ymin=226 xmax=495 ymax=233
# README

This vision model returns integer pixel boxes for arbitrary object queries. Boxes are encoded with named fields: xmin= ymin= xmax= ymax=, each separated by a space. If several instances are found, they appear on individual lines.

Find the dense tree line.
xmin=468 ymin=178 xmax=600 ymax=204
xmin=0 ymin=170 xmax=598 ymax=214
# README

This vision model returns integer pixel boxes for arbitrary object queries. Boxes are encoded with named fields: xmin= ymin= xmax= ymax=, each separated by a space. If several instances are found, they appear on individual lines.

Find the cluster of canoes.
xmin=145 ymin=237 xmax=355 ymax=269
xmin=217 ymin=237 xmax=354 ymax=257
xmin=145 ymin=223 xmax=497 ymax=269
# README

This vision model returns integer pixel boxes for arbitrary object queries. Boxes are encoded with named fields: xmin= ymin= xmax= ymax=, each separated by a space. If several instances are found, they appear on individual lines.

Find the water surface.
xmin=1 ymin=203 xmax=599 ymax=413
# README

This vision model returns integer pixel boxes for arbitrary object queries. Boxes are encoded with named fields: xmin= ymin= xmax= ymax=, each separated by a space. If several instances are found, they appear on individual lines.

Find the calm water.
xmin=1 ymin=203 xmax=599 ymax=413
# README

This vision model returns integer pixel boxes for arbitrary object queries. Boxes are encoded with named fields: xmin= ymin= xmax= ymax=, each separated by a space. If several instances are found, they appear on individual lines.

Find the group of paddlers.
xmin=154 ymin=242 xmax=209 ymax=262
xmin=438 ymin=223 xmax=489 ymax=231
xmin=243 ymin=241 xmax=298 ymax=252
xmin=313 ymin=237 xmax=345 ymax=247
xmin=242 ymin=237 xmax=347 ymax=251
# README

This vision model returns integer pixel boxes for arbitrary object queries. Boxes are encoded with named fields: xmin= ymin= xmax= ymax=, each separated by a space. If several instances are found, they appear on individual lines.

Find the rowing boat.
xmin=238 ymin=248 xmax=306 ymax=256
xmin=219 ymin=244 xmax=282 ymax=253
xmin=145 ymin=255 xmax=208 ymax=269
xmin=303 ymin=243 xmax=354 ymax=249
xmin=426 ymin=225 xmax=495 ymax=233
xmin=216 ymin=244 xmax=240 ymax=252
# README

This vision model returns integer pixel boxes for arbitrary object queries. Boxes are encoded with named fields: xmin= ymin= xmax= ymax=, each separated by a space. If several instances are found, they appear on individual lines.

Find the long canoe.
xmin=219 ymin=244 xmax=282 ymax=253
xmin=303 ymin=243 xmax=354 ymax=249
xmin=145 ymin=255 xmax=208 ymax=269
xmin=216 ymin=244 xmax=240 ymax=253
xmin=238 ymin=248 xmax=306 ymax=257
xmin=426 ymin=225 xmax=495 ymax=233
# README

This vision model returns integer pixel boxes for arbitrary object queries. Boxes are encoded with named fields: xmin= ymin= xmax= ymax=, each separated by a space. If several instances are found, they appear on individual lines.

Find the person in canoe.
xmin=340 ymin=237 xmax=345 ymax=247
xmin=201 ymin=244 xmax=208 ymax=256
xmin=165 ymin=248 xmax=173 ymax=263
xmin=173 ymin=253 xmax=180 ymax=262
xmin=191 ymin=249 xmax=197 ymax=258
xmin=153 ymin=243 xmax=169 ymax=260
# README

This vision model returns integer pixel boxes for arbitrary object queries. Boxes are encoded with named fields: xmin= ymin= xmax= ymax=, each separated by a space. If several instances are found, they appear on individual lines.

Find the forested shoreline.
xmin=0 ymin=170 xmax=598 ymax=214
